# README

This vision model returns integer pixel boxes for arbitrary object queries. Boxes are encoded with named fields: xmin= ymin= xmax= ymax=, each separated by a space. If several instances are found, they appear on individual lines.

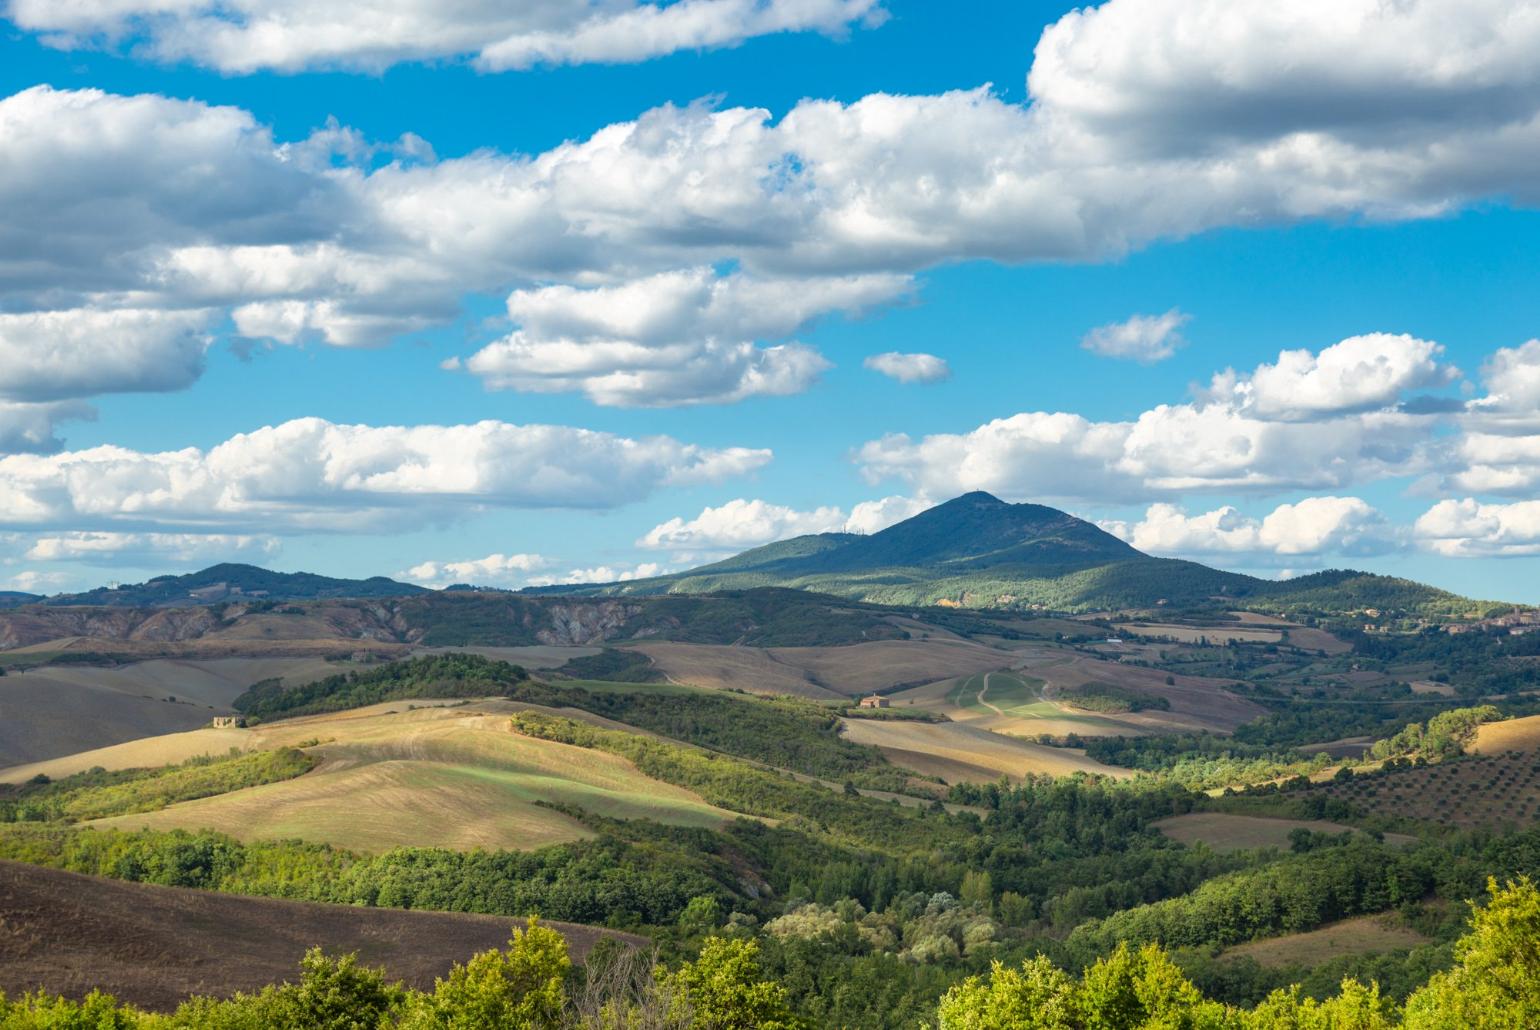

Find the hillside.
xmin=0 ymin=860 xmax=635 ymax=1011
xmin=42 ymin=563 xmax=428 ymax=607
xmin=551 ymin=492 xmax=1501 ymax=617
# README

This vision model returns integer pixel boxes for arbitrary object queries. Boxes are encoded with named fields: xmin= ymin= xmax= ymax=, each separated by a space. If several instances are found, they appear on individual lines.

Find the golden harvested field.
xmin=623 ymin=638 xmax=1008 ymax=699
xmin=0 ymin=656 xmax=375 ymax=766
xmin=17 ymin=702 xmax=740 ymax=852
xmin=838 ymin=717 xmax=1128 ymax=782
xmin=1153 ymin=812 xmax=1380 ymax=853
xmin=1473 ymin=713 xmax=1540 ymax=753
xmin=1223 ymin=914 xmax=1430 ymax=968
xmin=1316 ymin=752 xmax=1540 ymax=829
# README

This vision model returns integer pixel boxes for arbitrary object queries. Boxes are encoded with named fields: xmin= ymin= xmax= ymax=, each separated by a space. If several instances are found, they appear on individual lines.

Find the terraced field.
xmin=14 ymin=701 xmax=740 ymax=853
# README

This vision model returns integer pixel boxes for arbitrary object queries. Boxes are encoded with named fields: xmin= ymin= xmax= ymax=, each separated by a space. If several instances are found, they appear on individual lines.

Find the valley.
xmin=4 ymin=495 xmax=1540 ymax=1025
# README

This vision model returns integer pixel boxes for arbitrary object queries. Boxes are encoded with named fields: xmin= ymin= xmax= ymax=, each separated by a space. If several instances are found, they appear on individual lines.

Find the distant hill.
xmin=0 ymin=591 xmax=41 ymax=609
xmin=42 ymin=563 xmax=428 ymax=608
xmin=545 ymin=492 xmax=1504 ymax=618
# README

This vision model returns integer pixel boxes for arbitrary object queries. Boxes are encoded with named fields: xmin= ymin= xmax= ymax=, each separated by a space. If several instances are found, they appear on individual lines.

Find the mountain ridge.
xmin=35 ymin=563 xmax=428 ymax=608
xmin=540 ymin=492 xmax=1505 ymax=618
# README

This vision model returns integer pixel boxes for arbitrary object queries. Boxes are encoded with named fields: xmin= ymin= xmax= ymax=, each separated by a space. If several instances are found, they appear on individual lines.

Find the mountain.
xmin=545 ymin=492 xmax=1502 ymax=618
xmin=0 ymin=591 xmax=41 ymax=609
xmin=39 ymin=563 xmax=429 ymax=608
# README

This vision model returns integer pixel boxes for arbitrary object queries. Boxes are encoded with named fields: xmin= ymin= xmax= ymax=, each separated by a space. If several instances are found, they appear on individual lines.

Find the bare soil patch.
xmin=1223 ymin=913 xmax=1429 ymax=968
xmin=0 ymin=860 xmax=641 ymax=1012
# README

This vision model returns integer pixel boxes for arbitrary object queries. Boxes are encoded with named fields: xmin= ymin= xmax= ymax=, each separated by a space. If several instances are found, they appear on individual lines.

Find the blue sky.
xmin=3 ymin=0 xmax=1540 ymax=602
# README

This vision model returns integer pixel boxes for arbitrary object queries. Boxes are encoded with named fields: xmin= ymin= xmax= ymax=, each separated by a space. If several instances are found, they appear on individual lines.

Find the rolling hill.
xmin=39 ymin=563 xmax=428 ymax=607
xmin=548 ymin=492 xmax=1503 ymax=617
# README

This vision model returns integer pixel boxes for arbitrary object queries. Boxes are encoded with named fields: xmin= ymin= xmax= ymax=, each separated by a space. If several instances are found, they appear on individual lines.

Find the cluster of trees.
xmin=1371 ymin=706 xmax=1504 ymax=761
xmin=0 ymin=921 xmax=800 ymax=1029
xmin=1082 ymin=733 xmax=1330 ymax=791
xmin=234 ymin=654 xmax=528 ymax=721
xmin=1056 ymin=683 xmax=1171 ymax=715
xmin=938 ymin=878 xmax=1540 ymax=1028
xmin=0 ymin=749 xmax=313 ymax=824
xmin=504 ymin=683 xmax=909 ymax=790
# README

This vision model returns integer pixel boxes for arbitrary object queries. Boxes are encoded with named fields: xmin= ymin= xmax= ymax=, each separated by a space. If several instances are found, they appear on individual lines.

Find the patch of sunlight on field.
xmin=82 ymin=703 xmax=740 ymax=853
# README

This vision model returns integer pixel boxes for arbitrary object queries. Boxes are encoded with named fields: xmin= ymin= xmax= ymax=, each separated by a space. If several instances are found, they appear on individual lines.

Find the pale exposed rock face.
xmin=536 ymin=601 xmax=642 ymax=646
xmin=0 ymin=607 xmax=220 ymax=648
xmin=0 ymin=595 xmax=666 ymax=651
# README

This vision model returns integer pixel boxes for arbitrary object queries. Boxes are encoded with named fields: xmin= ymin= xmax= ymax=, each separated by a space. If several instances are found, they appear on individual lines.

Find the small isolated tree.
xmin=658 ymin=937 xmax=799 ymax=1030
xmin=404 ymin=918 xmax=569 ymax=1029
xmin=936 ymin=955 xmax=1077 ymax=1029
xmin=263 ymin=949 xmax=405 ymax=1030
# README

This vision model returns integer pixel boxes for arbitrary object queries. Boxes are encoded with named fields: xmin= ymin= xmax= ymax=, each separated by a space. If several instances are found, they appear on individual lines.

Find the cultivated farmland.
xmin=0 ymin=860 xmax=638 ymax=1011
xmin=29 ymin=702 xmax=740 ymax=852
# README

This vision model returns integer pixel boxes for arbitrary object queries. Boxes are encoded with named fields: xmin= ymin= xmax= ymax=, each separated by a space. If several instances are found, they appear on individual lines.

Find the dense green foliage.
xmin=1083 ymin=733 xmax=1330 ymax=791
xmin=0 ymin=749 xmax=315 ymax=824
xmin=1057 ymin=683 xmax=1172 ymax=714
xmin=937 ymin=879 xmax=1540 ymax=1028
xmin=42 ymin=562 xmax=427 ymax=607
xmin=396 ymin=588 xmax=904 ymax=647
xmin=508 ymin=711 xmax=959 ymax=853
xmin=504 ymin=681 xmax=907 ymax=789
xmin=234 ymin=653 xmax=528 ymax=721
xmin=8 ymin=881 xmax=1540 ymax=1027
xmin=1371 ymin=706 xmax=1504 ymax=760
xmin=551 ymin=649 xmax=664 ymax=682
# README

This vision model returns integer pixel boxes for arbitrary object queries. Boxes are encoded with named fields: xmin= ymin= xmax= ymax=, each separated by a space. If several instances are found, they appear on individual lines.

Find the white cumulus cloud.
xmin=639 ymin=493 xmax=932 ymax=551
xmin=0 ymin=309 xmax=212 ymax=402
xmin=529 ymin=562 xmax=670 ymax=586
xmin=1204 ymin=333 xmax=1458 ymax=421
xmin=459 ymin=269 xmax=903 ymax=406
xmin=863 ymin=352 xmax=951 ymax=384
xmin=400 ymin=552 xmax=551 ymax=589
xmin=1080 ymin=310 xmax=1189 ymax=363
xmin=1107 ymin=497 xmax=1400 ymax=563
xmin=1415 ymin=498 xmax=1540 ymax=557
xmin=23 ymin=532 xmax=279 ymax=566
xmin=7 ymin=0 xmax=883 ymax=74
xmin=0 ymin=418 xmax=771 ymax=533
xmin=8 ymin=0 xmax=1540 ymax=440
xmin=855 ymin=332 xmax=1471 ymax=505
